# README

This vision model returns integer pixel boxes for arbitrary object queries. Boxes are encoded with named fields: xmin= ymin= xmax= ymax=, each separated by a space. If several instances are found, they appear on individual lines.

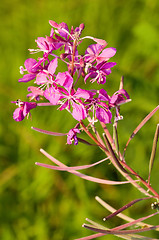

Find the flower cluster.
xmin=12 ymin=20 xmax=159 ymax=240
xmin=12 ymin=20 xmax=130 ymax=144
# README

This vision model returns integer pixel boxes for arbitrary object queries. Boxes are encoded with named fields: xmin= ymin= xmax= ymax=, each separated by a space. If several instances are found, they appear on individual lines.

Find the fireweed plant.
xmin=12 ymin=20 xmax=159 ymax=239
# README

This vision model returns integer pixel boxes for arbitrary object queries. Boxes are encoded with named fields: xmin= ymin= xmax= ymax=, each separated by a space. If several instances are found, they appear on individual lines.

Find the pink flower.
xmin=109 ymin=89 xmax=130 ymax=107
xmin=85 ymin=43 xmax=116 ymax=64
xmin=44 ymin=86 xmax=62 ymax=105
xmin=44 ymin=71 xmax=91 ymax=121
xmin=19 ymin=58 xmax=43 ymax=83
xmin=35 ymin=58 xmax=58 ymax=85
xmin=67 ymin=127 xmax=80 ymax=145
xmin=84 ymin=61 xmax=116 ymax=84
xmin=96 ymin=106 xmax=112 ymax=124
xmin=27 ymin=86 xmax=44 ymax=101
xmin=12 ymin=100 xmax=37 ymax=121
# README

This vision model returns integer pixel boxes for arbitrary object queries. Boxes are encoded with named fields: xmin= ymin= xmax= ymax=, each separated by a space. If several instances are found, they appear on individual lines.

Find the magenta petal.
xmin=49 ymin=20 xmax=59 ymax=28
xmin=67 ymin=128 xmax=80 ymax=145
xmin=55 ymin=71 xmax=73 ymax=93
xmin=44 ymin=86 xmax=62 ymax=105
xmin=100 ymin=61 xmax=116 ymax=70
xmin=48 ymin=58 xmax=58 ymax=75
xmin=23 ymin=102 xmax=37 ymax=117
xmin=92 ymin=38 xmax=107 ymax=46
xmin=36 ymin=37 xmax=49 ymax=51
xmin=59 ymin=100 xmax=69 ymax=111
xmin=74 ymin=88 xmax=91 ymax=100
xmin=35 ymin=72 xmax=48 ymax=85
xmin=96 ymin=107 xmax=112 ymax=124
xmin=18 ymin=73 xmax=36 ymax=82
xmin=98 ymin=89 xmax=110 ymax=101
xmin=27 ymin=86 xmax=44 ymax=100
xmin=71 ymin=102 xmax=87 ymax=121
xmin=24 ymin=58 xmax=38 ymax=72
xmin=84 ymin=72 xmax=94 ymax=83
xmin=97 ymin=47 xmax=116 ymax=63
xmin=85 ymin=44 xmax=104 ymax=63
xmin=116 ymin=89 xmax=130 ymax=99
xmin=13 ymin=108 xmax=24 ymax=121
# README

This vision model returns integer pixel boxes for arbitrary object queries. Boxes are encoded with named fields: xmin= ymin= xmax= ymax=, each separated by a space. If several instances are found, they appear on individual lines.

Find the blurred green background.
xmin=1 ymin=0 xmax=159 ymax=239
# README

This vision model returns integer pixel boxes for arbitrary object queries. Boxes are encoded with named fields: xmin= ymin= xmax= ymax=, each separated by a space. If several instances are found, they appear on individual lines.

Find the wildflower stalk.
xmin=81 ymin=121 xmax=154 ymax=197
xmin=70 ymin=38 xmax=77 ymax=77
xmin=103 ymin=132 xmax=159 ymax=198
xmin=80 ymin=120 xmax=108 ymax=153
xmin=12 ymin=20 xmax=159 ymax=239
xmin=148 ymin=124 xmax=159 ymax=184
xmin=113 ymin=122 xmax=119 ymax=155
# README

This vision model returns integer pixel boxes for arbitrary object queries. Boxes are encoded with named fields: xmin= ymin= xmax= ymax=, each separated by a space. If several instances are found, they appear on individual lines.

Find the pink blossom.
xmin=84 ymin=61 xmax=116 ymax=84
xmin=85 ymin=43 xmax=116 ymax=64
xmin=27 ymin=86 xmax=44 ymax=101
xmin=12 ymin=100 xmax=37 ymax=121
xmin=96 ymin=106 xmax=112 ymax=124
xmin=109 ymin=89 xmax=130 ymax=107
xmin=19 ymin=58 xmax=43 ymax=83
xmin=67 ymin=128 xmax=80 ymax=145
xmin=44 ymin=71 xmax=91 ymax=121
xmin=35 ymin=58 xmax=58 ymax=85
xmin=43 ymin=86 xmax=62 ymax=105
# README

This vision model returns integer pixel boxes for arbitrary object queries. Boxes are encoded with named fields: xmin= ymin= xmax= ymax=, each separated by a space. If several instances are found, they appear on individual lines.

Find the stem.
xmin=70 ymin=39 xmax=77 ymax=77
xmin=148 ymin=124 xmax=159 ymax=184
xmin=121 ymin=160 xmax=159 ymax=199
xmin=104 ymin=133 xmax=159 ymax=198
xmin=100 ymin=122 xmax=114 ymax=147
xmin=103 ymin=133 xmax=131 ymax=175
xmin=100 ymin=122 xmax=123 ymax=160
xmin=80 ymin=121 xmax=108 ymax=154
xmin=82 ymin=121 xmax=156 ymax=198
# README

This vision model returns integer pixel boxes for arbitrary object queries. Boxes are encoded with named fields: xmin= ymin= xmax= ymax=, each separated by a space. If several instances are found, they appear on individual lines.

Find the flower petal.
xmin=18 ymin=73 xmax=36 ymax=82
xmin=24 ymin=58 xmax=38 ymax=72
xmin=13 ymin=108 xmax=24 ymax=121
xmin=48 ymin=58 xmax=58 ymax=75
xmin=72 ymin=102 xmax=87 ymax=121
xmin=44 ymin=86 xmax=62 ymax=105
xmin=55 ymin=71 xmax=73 ymax=93
xmin=74 ymin=88 xmax=91 ymax=100
xmin=96 ymin=107 xmax=112 ymax=124
xmin=97 ymin=47 xmax=116 ymax=63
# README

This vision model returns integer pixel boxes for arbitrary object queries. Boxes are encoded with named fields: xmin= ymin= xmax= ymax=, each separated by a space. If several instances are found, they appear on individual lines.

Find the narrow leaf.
xmin=32 ymin=126 xmax=67 ymax=136
xmin=77 ymin=216 xmax=157 ymax=240
xmin=77 ymin=137 xmax=97 ymax=146
xmin=103 ymin=133 xmax=131 ymax=175
xmin=103 ymin=197 xmax=152 ymax=221
xmin=124 ymin=105 xmax=159 ymax=155
xmin=83 ymin=223 xmax=159 ymax=235
xmin=112 ymin=212 xmax=159 ymax=231
xmin=35 ymin=157 xmax=108 ymax=171
xmin=95 ymin=196 xmax=153 ymax=227
xmin=113 ymin=122 xmax=119 ymax=155
xmin=85 ymin=218 xmax=107 ymax=229
xmin=75 ymin=231 xmax=156 ymax=240
xmin=75 ymin=233 xmax=104 ymax=240
xmin=39 ymin=149 xmax=138 ymax=185
xmin=148 ymin=124 xmax=159 ymax=183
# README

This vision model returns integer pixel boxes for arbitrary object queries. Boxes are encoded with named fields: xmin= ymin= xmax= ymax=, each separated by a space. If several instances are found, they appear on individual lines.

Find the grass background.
xmin=1 ymin=0 xmax=159 ymax=239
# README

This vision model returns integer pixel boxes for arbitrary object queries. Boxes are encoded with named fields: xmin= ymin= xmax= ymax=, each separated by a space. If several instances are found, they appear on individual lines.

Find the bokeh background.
xmin=1 ymin=0 xmax=159 ymax=239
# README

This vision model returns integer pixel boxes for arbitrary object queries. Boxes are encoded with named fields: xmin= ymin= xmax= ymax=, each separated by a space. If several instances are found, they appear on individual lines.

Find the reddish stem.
xmin=70 ymin=39 xmax=77 ymax=77
xmin=81 ymin=121 xmax=159 ymax=199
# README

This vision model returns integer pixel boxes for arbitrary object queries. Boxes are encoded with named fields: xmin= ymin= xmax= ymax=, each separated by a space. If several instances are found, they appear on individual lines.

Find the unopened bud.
xmin=93 ymin=38 xmax=107 ymax=46
xmin=79 ymin=23 xmax=85 ymax=31
xmin=49 ymin=20 xmax=58 ymax=28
